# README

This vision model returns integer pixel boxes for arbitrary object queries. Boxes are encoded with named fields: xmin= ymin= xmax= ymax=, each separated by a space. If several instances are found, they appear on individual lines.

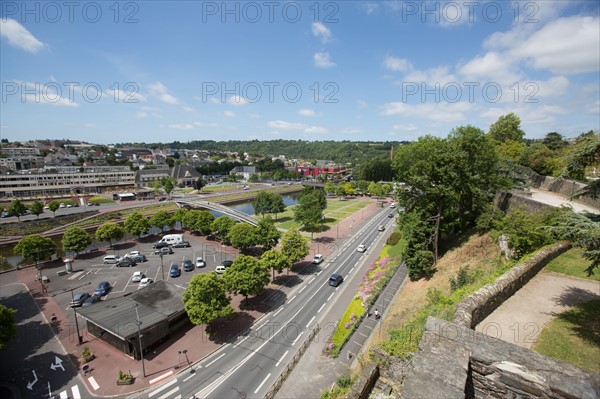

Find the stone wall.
xmin=454 ymin=241 xmax=571 ymax=329
xmin=345 ymin=362 xmax=379 ymax=399
xmin=495 ymin=191 xmax=552 ymax=214
xmin=401 ymin=318 xmax=599 ymax=399
xmin=533 ymin=176 xmax=600 ymax=209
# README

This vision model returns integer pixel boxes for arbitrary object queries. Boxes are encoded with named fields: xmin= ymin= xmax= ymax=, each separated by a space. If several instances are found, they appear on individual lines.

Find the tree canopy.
xmin=123 ymin=212 xmax=151 ymax=238
xmin=0 ymin=305 xmax=17 ymax=351
xmin=489 ymin=112 xmax=525 ymax=143
xmin=149 ymin=210 xmax=173 ymax=232
xmin=281 ymin=229 xmax=309 ymax=265
xmin=260 ymin=248 xmax=291 ymax=279
xmin=227 ymin=223 xmax=257 ymax=252
xmin=211 ymin=216 xmax=236 ymax=242
xmin=255 ymin=216 xmax=281 ymax=250
xmin=62 ymin=226 xmax=92 ymax=254
xmin=14 ymin=234 xmax=57 ymax=263
xmin=8 ymin=199 xmax=27 ymax=221
xmin=223 ymin=255 xmax=270 ymax=299
xmin=95 ymin=222 xmax=125 ymax=246
xmin=29 ymin=200 xmax=44 ymax=219
xmin=183 ymin=273 xmax=234 ymax=326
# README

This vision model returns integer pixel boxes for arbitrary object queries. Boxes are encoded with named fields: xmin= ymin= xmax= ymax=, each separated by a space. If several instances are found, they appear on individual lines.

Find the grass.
xmin=534 ymin=299 xmax=600 ymax=374
xmin=545 ymin=248 xmax=600 ymax=281
xmin=275 ymin=198 xmax=371 ymax=231
xmin=86 ymin=196 xmax=114 ymax=204
xmin=328 ymin=298 xmax=367 ymax=356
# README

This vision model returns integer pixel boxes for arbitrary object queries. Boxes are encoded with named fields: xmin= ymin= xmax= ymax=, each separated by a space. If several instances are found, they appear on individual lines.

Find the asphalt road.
xmin=134 ymin=207 xmax=393 ymax=399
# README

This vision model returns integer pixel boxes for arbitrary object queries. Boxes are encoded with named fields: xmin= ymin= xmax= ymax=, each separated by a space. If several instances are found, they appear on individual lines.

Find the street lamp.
xmin=134 ymin=303 xmax=146 ymax=377
xmin=159 ymin=254 xmax=165 ymax=280
xmin=56 ymin=282 xmax=91 ymax=345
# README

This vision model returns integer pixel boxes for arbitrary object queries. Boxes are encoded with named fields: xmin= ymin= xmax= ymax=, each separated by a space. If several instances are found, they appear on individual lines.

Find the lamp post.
xmin=55 ymin=282 xmax=91 ymax=345
xmin=134 ymin=303 xmax=146 ymax=377
xmin=159 ymin=254 xmax=165 ymax=280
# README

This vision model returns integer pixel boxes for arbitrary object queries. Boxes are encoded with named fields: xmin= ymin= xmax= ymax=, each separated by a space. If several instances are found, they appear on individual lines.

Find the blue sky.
xmin=1 ymin=1 xmax=598 ymax=144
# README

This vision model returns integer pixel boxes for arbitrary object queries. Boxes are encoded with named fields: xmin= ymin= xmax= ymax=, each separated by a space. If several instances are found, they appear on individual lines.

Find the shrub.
xmin=386 ymin=231 xmax=401 ymax=246
xmin=449 ymin=267 xmax=475 ymax=292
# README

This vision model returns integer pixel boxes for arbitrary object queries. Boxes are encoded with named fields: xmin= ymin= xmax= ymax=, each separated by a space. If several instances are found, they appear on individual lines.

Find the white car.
xmin=59 ymin=203 xmax=66 ymax=208
xmin=312 ymin=254 xmax=324 ymax=264
xmin=196 ymin=257 xmax=206 ymax=268
xmin=215 ymin=265 xmax=226 ymax=274
xmin=357 ymin=244 xmax=367 ymax=253
xmin=138 ymin=278 xmax=154 ymax=289
xmin=132 ymin=271 xmax=144 ymax=282
xmin=126 ymin=251 xmax=141 ymax=258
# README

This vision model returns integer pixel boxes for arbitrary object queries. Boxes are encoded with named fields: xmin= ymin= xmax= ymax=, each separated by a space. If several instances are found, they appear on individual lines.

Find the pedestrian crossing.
xmin=149 ymin=378 xmax=181 ymax=399
xmin=58 ymin=384 xmax=81 ymax=399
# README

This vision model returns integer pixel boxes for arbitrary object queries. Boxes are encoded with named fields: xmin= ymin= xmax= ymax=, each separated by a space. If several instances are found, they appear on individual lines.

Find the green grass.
xmin=545 ymin=248 xmax=600 ymax=281
xmin=329 ymin=298 xmax=367 ymax=356
xmin=86 ymin=196 xmax=114 ymax=204
xmin=274 ymin=198 xmax=371 ymax=231
xmin=534 ymin=299 xmax=600 ymax=374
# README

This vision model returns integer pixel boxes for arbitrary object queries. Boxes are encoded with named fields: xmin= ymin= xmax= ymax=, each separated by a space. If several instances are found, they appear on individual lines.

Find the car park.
xmin=312 ymin=254 xmax=324 ymax=264
xmin=95 ymin=281 xmax=111 ymax=296
xmin=70 ymin=292 xmax=90 ymax=307
xmin=129 ymin=254 xmax=147 ymax=263
xmin=81 ymin=294 xmax=102 ymax=307
xmin=131 ymin=271 xmax=145 ymax=282
xmin=215 ymin=265 xmax=226 ymax=274
xmin=138 ymin=278 xmax=154 ymax=289
xmin=183 ymin=259 xmax=194 ymax=272
xmin=328 ymin=274 xmax=343 ymax=287
xmin=103 ymin=255 xmax=121 ymax=264
xmin=172 ymin=241 xmax=191 ymax=248
xmin=155 ymin=246 xmax=174 ymax=255
xmin=170 ymin=264 xmax=181 ymax=277
xmin=116 ymin=257 xmax=136 ymax=267
xmin=153 ymin=241 xmax=170 ymax=249
xmin=195 ymin=257 xmax=206 ymax=268
xmin=126 ymin=251 xmax=141 ymax=258
xmin=357 ymin=244 xmax=367 ymax=253
xmin=378 ymin=225 xmax=385 ymax=231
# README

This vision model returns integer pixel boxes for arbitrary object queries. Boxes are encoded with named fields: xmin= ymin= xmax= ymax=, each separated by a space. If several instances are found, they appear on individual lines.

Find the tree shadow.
xmin=293 ymin=262 xmax=320 ymax=276
xmin=549 ymin=299 xmax=600 ymax=348
xmin=205 ymin=312 xmax=256 ymax=345
xmin=272 ymin=274 xmax=301 ymax=288
xmin=239 ymin=289 xmax=275 ymax=313
xmin=551 ymin=286 xmax=600 ymax=308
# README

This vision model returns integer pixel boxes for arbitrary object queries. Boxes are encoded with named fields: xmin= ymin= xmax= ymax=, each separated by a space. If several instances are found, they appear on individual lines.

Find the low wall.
xmin=533 ymin=176 xmax=600 ymax=209
xmin=495 ymin=191 xmax=552 ymax=214
xmin=454 ymin=241 xmax=571 ymax=329
xmin=346 ymin=362 xmax=379 ymax=399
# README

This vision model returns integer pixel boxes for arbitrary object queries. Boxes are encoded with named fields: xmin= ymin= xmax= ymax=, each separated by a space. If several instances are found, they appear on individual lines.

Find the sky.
xmin=1 ymin=0 xmax=599 ymax=144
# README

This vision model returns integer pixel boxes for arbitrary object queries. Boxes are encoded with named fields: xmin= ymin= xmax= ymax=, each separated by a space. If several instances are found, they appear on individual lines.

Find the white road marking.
xmin=88 ymin=376 xmax=100 ymax=390
xmin=292 ymin=331 xmax=303 ymax=346
xmin=67 ymin=271 xmax=83 ymax=280
xmin=203 ymin=352 xmax=225 ymax=368
xmin=327 ymin=292 xmax=334 ymax=301
xmin=159 ymin=386 xmax=179 ymax=399
xmin=307 ymin=277 xmax=314 ymax=285
xmin=288 ymin=295 xmax=297 ymax=304
xmin=306 ymin=316 xmax=315 ymax=329
xmin=275 ymin=351 xmax=288 ymax=367
xmin=317 ymin=303 xmax=326 ymax=313
xmin=183 ymin=372 xmax=196 ymax=382
xmin=349 ymin=267 xmax=355 ymax=273
xmin=148 ymin=370 xmax=174 ymax=385
xmin=149 ymin=378 xmax=177 ymax=396
xmin=71 ymin=385 xmax=81 ymax=399
xmin=272 ymin=307 xmax=283 ymax=317
xmin=59 ymin=391 xmax=68 ymax=399
xmin=233 ymin=335 xmax=249 ymax=349
xmin=299 ymin=286 xmax=306 ymax=293
xmin=254 ymin=373 xmax=271 ymax=394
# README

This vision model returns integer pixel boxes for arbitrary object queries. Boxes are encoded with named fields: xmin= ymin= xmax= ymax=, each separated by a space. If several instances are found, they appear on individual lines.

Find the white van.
xmin=103 ymin=255 xmax=121 ymax=264
xmin=158 ymin=234 xmax=184 ymax=246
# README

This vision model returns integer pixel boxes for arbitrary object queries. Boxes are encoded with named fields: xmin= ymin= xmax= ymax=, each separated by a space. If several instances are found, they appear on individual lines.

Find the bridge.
xmin=174 ymin=198 xmax=258 ymax=226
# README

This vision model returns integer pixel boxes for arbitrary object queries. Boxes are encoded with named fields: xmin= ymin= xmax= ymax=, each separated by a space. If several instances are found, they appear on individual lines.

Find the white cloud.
xmin=267 ymin=120 xmax=305 ymax=130
xmin=511 ymin=16 xmax=600 ymax=74
xmin=312 ymin=22 xmax=332 ymax=44
xmin=105 ymin=88 xmax=146 ymax=103
xmin=85 ymin=123 xmax=96 ymax=128
xmin=341 ymin=127 xmax=361 ymax=134
xmin=532 ymin=76 xmax=569 ymax=98
xmin=249 ymin=113 xmax=261 ymax=119
xmin=357 ymin=100 xmax=369 ymax=108
xmin=0 ymin=19 xmax=44 ymax=53
xmin=381 ymin=101 xmax=472 ymax=123
xmin=404 ymin=65 xmax=457 ymax=87
xmin=298 ymin=109 xmax=320 ymax=117
xmin=223 ymin=110 xmax=236 ymax=117
xmin=383 ymin=56 xmax=413 ymax=72
xmin=168 ymin=123 xmax=194 ymax=130
xmin=304 ymin=126 xmax=329 ymax=134
xmin=458 ymin=51 xmax=522 ymax=86
xmin=586 ymin=100 xmax=600 ymax=115
xmin=12 ymin=80 xmax=78 ymax=107
xmin=392 ymin=124 xmax=418 ymax=132
xmin=135 ymin=111 xmax=148 ymax=118
xmin=193 ymin=122 xmax=218 ymax=127
xmin=182 ymin=106 xmax=195 ymax=112
xmin=362 ymin=3 xmax=379 ymax=14
xmin=227 ymin=95 xmax=248 ymax=106
xmin=314 ymin=52 xmax=336 ymax=68
xmin=147 ymin=82 xmax=178 ymax=104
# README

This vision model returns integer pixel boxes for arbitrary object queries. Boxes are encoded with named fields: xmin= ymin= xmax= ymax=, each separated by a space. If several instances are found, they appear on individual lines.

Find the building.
xmin=171 ymin=164 xmax=200 ymax=187
xmin=77 ymin=281 xmax=187 ymax=360
xmin=230 ymin=166 xmax=258 ymax=181
xmin=295 ymin=165 xmax=347 ymax=178
xmin=135 ymin=166 xmax=170 ymax=188
xmin=0 ymin=147 xmax=41 ymax=157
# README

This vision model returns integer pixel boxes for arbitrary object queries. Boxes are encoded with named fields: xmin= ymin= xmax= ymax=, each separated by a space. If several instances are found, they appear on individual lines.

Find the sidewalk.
xmin=14 ymin=197 xmax=386 ymax=398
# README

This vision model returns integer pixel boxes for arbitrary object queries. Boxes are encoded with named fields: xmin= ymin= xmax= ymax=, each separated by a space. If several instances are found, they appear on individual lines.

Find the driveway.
xmin=476 ymin=271 xmax=600 ymax=349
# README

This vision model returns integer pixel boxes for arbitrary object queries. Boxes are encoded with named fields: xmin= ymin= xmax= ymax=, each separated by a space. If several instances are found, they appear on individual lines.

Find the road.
xmin=132 ymin=206 xmax=393 ymax=399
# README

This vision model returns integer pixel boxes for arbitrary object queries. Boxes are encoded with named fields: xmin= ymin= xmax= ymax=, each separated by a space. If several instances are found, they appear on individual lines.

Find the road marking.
xmin=67 ymin=271 xmax=83 ymax=280
xmin=203 ymin=352 xmax=225 ymax=368
xmin=254 ymin=318 xmax=269 ymax=330
xmin=288 ymin=295 xmax=297 ymax=304
xmin=317 ymin=303 xmax=326 ymax=313
xmin=307 ymin=277 xmax=315 ymax=285
xmin=233 ymin=335 xmax=249 ymax=348
xmin=149 ymin=378 xmax=178 ymax=396
xmin=349 ymin=267 xmax=355 ymax=273
xmin=275 ymin=351 xmax=288 ymax=367
xmin=183 ymin=371 xmax=197 ymax=382
xmin=316 ymin=270 xmax=322 ymax=276
xmin=71 ymin=385 xmax=81 ymax=399
xmin=292 ymin=331 xmax=303 ymax=346
xmin=148 ymin=370 xmax=174 ymax=386
xmin=306 ymin=316 xmax=315 ymax=328
xmin=299 ymin=286 xmax=306 ymax=293
xmin=254 ymin=373 xmax=271 ymax=394
xmin=272 ymin=307 xmax=283 ymax=317
xmin=59 ymin=391 xmax=68 ymax=399
xmin=159 ymin=386 xmax=179 ymax=399
xmin=327 ymin=292 xmax=334 ymax=301
xmin=88 ymin=376 xmax=100 ymax=390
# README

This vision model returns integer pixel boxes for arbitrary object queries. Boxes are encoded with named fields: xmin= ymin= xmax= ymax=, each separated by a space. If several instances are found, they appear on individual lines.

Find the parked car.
xmin=155 ymin=246 xmax=174 ymax=255
xmin=59 ymin=203 xmax=66 ymax=208
xmin=153 ymin=241 xmax=170 ymax=249
xmin=215 ymin=265 xmax=226 ymax=274
xmin=183 ymin=259 xmax=194 ymax=272
xmin=138 ymin=278 xmax=154 ymax=289
xmin=357 ymin=244 xmax=367 ymax=253
xmin=81 ymin=294 xmax=102 ymax=307
xmin=328 ymin=274 xmax=343 ymax=287
xmin=169 ymin=264 xmax=181 ymax=277
xmin=378 ymin=225 xmax=385 ymax=231
xmin=221 ymin=260 xmax=233 ymax=268
xmin=116 ymin=257 xmax=136 ymax=267
xmin=172 ymin=241 xmax=191 ymax=248
xmin=94 ymin=281 xmax=111 ymax=296
xmin=312 ymin=254 xmax=324 ymax=264
xmin=125 ymin=251 xmax=141 ymax=258
xmin=70 ymin=292 xmax=90 ymax=307
xmin=195 ymin=257 xmax=206 ymax=268
xmin=130 ymin=254 xmax=147 ymax=263
xmin=131 ymin=271 xmax=145 ymax=282
xmin=103 ymin=255 xmax=121 ymax=264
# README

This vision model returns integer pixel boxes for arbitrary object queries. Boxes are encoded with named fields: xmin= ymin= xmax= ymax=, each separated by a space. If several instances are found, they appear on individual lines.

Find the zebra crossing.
xmin=57 ymin=384 xmax=81 ymax=399
xmin=148 ymin=378 xmax=181 ymax=399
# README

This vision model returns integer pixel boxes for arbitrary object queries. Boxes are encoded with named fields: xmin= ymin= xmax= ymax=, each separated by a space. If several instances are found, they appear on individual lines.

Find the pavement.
xmin=526 ymin=188 xmax=599 ymax=214
xmin=6 ymin=197 xmax=388 ymax=399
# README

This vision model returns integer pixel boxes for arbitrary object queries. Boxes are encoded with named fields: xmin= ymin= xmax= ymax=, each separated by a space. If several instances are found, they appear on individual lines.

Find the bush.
xmin=386 ymin=231 xmax=401 ymax=246
xmin=449 ymin=267 xmax=475 ymax=292
xmin=336 ymin=374 xmax=353 ymax=388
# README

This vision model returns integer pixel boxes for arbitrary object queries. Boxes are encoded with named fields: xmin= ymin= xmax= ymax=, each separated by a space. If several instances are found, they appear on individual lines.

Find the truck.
xmin=158 ymin=234 xmax=184 ymax=246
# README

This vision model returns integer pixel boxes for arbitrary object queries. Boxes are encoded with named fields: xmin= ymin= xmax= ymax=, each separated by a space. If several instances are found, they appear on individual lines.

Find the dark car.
xmin=116 ymin=257 xmax=136 ymax=267
xmin=172 ymin=241 xmax=191 ymax=248
xmin=158 ymin=197 xmax=167 ymax=202
xmin=169 ymin=264 xmax=181 ymax=277
xmin=81 ymin=294 xmax=102 ymax=307
xmin=183 ymin=259 xmax=194 ymax=272
xmin=328 ymin=274 xmax=343 ymax=287
xmin=94 ymin=281 xmax=111 ymax=296
xmin=130 ymin=254 xmax=147 ymax=263
xmin=388 ymin=213 xmax=394 ymax=218
xmin=155 ymin=246 xmax=174 ymax=255
xmin=70 ymin=292 xmax=90 ymax=307
xmin=221 ymin=260 xmax=233 ymax=268
xmin=153 ymin=241 xmax=170 ymax=249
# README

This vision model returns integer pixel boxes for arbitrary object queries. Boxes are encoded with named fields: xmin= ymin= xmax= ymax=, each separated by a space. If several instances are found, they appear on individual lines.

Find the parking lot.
xmin=49 ymin=233 xmax=241 ymax=315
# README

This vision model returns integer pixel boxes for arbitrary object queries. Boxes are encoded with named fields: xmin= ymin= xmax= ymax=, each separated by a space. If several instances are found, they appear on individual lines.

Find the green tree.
xmin=281 ymin=229 xmax=309 ymax=266
xmin=367 ymin=182 xmax=385 ymax=198
xmin=0 ymin=304 xmax=17 ymax=351
xmin=48 ymin=200 xmax=60 ymax=217
xmin=253 ymin=192 xmax=285 ymax=220
xmin=211 ymin=216 xmax=236 ymax=241
xmin=183 ymin=273 xmax=234 ymax=326
xmin=543 ymin=132 xmax=567 ymax=151
xmin=95 ymin=222 xmax=125 ymax=246
xmin=335 ymin=184 xmax=346 ymax=198
xmin=261 ymin=248 xmax=290 ymax=280
xmin=488 ymin=112 xmax=525 ymax=143
xmin=248 ymin=174 xmax=259 ymax=182
xmin=227 ymin=223 xmax=257 ymax=252
xmin=165 ymin=157 xmax=175 ymax=168
xmin=29 ymin=200 xmax=44 ymax=219
xmin=172 ymin=208 xmax=189 ymax=229
xmin=8 ymin=199 xmax=27 ymax=221
xmin=149 ymin=210 xmax=173 ymax=232
xmin=223 ymin=255 xmax=270 ymax=299
xmin=550 ymin=210 xmax=600 ymax=276
xmin=151 ymin=178 xmax=162 ymax=195
xmin=294 ymin=190 xmax=325 ymax=234
xmin=163 ymin=178 xmax=175 ymax=196
xmin=14 ymin=234 xmax=57 ymax=263
xmin=62 ymin=226 xmax=92 ymax=255
xmin=324 ymin=181 xmax=335 ymax=195
xmin=495 ymin=139 xmax=527 ymax=161
xmin=195 ymin=177 xmax=207 ymax=191
xmin=123 ymin=212 xmax=150 ymax=238
xmin=183 ymin=210 xmax=214 ymax=235
xmin=255 ymin=216 xmax=281 ymax=250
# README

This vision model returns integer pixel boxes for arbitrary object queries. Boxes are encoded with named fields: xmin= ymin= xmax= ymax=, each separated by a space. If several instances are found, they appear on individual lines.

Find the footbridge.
xmin=174 ymin=198 xmax=258 ymax=226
